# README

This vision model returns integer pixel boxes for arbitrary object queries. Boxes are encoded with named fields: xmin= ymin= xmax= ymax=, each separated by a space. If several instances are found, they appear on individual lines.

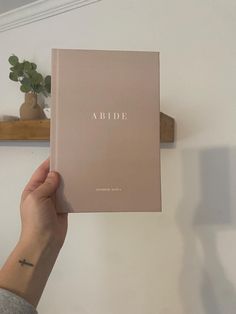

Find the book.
xmin=50 ymin=48 xmax=161 ymax=213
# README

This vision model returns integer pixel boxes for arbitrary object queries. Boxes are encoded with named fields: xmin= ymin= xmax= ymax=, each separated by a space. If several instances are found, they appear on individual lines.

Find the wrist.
xmin=19 ymin=232 xmax=63 ymax=256
xmin=0 ymin=236 xmax=61 ymax=308
xmin=17 ymin=238 xmax=60 ymax=262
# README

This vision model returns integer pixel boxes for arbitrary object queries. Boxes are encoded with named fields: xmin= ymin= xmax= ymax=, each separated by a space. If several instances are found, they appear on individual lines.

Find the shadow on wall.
xmin=176 ymin=147 xmax=236 ymax=314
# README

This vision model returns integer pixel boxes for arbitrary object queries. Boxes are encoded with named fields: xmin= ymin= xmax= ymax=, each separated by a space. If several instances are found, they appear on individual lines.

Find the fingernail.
xmin=48 ymin=171 xmax=56 ymax=177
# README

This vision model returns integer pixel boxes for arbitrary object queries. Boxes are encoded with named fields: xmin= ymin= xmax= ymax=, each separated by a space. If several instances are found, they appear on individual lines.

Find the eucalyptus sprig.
xmin=8 ymin=54 xmax=51 ymax=97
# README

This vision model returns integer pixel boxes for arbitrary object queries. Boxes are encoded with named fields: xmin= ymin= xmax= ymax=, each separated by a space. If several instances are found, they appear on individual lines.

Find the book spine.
xmin=156 ymin=52 xmax=162 ymax=211
xmin=50 ymin=49 xmax=59 ymax=172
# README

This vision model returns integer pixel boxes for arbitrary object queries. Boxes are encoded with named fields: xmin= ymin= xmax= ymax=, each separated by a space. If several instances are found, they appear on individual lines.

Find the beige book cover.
xmin=50 ymin=48 xmax=161 ymax=213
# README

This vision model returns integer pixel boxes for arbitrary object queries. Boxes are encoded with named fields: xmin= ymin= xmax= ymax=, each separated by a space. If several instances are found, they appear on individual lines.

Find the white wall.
xmin=0 ymin=0 xmax=37 ymax=14
xmin=0 ymin=0 xmax=236 ymax=313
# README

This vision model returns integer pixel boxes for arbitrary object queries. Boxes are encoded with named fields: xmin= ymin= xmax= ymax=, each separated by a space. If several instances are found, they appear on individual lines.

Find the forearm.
xmin=0 ymin=238 xmax=61 ymax=308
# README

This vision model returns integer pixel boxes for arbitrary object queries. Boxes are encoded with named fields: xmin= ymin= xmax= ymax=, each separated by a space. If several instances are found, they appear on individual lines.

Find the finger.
xmin=34 ymin=171 xmax=60 ymax=199
xmin=21 ymin=158 xmax=50 ymax=202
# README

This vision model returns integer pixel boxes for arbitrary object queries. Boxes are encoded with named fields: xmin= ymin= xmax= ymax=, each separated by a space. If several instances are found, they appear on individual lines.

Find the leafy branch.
xmin=8 ymin=54 xmax=51 ymax=97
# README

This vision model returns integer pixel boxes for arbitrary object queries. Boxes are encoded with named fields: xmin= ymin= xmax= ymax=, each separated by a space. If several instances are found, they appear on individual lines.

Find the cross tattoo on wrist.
xmin=18 ymin=259 xmax=34 ymax=267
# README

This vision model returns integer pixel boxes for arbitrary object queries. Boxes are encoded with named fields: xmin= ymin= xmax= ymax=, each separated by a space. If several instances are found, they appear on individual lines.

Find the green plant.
xmin=8 ymin=54 xmax=51 ymax=96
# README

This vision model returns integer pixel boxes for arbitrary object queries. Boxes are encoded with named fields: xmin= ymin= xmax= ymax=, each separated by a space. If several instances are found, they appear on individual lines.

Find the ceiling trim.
xmin=0 ymin=0 xmax=101 ymax=33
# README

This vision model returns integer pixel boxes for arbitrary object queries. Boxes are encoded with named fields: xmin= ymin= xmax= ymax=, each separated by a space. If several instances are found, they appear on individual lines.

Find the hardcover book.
xmin=50 ymin=48 xmax=161 ymax=212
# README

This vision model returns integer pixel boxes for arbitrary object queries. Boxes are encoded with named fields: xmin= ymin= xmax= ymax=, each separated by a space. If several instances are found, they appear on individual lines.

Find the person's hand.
xmin=19 ymin=158 xmax=68 ymax=249
xmin=0 ymin=158 xmax=68 ymax=308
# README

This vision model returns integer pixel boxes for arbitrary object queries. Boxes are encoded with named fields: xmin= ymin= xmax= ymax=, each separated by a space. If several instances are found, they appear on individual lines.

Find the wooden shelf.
xmin=0 ymin=119 xmax=50 ymax=141
xmin=160 ymin=112 xmax=175 ymax=143
xmin=0 ymin=112 xmax=175 ymax=142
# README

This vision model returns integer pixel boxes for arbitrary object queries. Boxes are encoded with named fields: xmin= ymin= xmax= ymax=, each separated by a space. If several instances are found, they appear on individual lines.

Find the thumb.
xmin=35 ymin=171 xmax=60 ymax=198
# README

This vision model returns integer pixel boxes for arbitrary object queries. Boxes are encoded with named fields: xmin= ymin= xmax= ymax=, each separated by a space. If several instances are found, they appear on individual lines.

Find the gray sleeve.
xmin=0 ymin=288 xmax=38 ymax=314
